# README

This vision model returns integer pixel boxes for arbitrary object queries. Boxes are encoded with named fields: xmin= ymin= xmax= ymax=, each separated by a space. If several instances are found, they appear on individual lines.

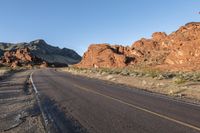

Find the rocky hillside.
xmin=0 ymin=39 xmax=81 ymax=68
xmin=77 ymin=22 xmax=200 ymax=71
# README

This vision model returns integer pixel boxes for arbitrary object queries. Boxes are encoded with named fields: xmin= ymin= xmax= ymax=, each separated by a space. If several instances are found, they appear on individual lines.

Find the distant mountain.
xmin=0 ymin=39 xmax=81 ymax=68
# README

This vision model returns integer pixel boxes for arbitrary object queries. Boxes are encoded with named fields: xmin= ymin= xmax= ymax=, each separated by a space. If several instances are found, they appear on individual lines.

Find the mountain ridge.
xmin=0 ymin=39 xmax=81 ymax=68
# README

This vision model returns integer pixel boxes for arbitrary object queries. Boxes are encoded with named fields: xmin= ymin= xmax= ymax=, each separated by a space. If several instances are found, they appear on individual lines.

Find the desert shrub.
xmin=173 ymin=76 xmax=187 ymax=84
xmin=135 ymin=69 xmax=160 ymax=78
xmin=67 ymin=66 xmax=200 ymax=82
xmin=191 ymin=73 xmax=200 ymax=81
xmin=120 ymin=68 xmax=130 ymax=76
xmin=160 ymin=72 xmax=176 ymax=79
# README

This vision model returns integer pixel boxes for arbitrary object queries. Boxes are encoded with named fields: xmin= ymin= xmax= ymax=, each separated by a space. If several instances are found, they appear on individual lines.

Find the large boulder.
xmin=77 ymin=44 xmax=135 ymax=68
xmin=15 ymin=48 xmax=33 ymax=62
xmin=152 ymin=32 xmax=167 ymax=41
xmin=164 ymin=23 xmax=200 ymax=65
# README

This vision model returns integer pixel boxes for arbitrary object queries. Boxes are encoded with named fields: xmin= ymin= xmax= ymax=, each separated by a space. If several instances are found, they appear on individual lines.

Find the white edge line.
xmin=30 ymin=72 xmax=49 ymax=133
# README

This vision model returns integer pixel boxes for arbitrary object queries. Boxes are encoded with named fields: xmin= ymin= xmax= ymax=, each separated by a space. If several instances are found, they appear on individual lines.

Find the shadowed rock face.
xmin=0 ymin=39 xmax=81 ymax=68
xmin=0 ymin=49 xmax=3 ymax=57
xmin=77 ymin=22 xmax=200 ymax=71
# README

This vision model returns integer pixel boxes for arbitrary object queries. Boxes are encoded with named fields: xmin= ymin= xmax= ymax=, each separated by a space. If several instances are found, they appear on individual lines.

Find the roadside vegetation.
xmin=62 ymin=66 xmax=200 ymax=84
xmin=60 ymin=66 xmax=200 ymax=103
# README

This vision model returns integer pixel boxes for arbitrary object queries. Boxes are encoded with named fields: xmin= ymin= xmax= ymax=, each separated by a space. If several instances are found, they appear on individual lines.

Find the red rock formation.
xmin=0 ymin=47 xmax=45 ymax=68
xmin=152 ymin=32 xmax=167 ymax=41
xmin=11 ymin=61 xmax=20 ymax=68
xmin=77 ymin=22 xmax=200 ymax=71
xmin=15 ymin=48 xmax=32 ymax=62
xmin=77 ymin=44 xmax=135 ymax=68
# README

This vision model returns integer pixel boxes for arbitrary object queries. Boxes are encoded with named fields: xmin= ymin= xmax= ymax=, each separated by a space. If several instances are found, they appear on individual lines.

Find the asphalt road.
xmin=32 ymin=69 xmax=200 ymax=133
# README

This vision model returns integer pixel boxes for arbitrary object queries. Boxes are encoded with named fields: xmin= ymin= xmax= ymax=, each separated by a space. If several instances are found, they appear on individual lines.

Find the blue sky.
xmin=0 ymin=0 xmax=200 ymax=55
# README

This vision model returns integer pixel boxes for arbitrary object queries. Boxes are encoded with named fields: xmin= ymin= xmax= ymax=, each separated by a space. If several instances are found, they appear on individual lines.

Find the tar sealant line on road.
xmin=30 ymin=72 xmax=49 ymax=133
xmin=73 ymin=84 xmax=200 ymax=132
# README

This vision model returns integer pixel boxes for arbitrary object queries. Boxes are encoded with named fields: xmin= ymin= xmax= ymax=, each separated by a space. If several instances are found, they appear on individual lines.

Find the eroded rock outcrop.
xmin=0 ymin=39 xmax=81 ymax=68
xmin=77 ymin=44 xmax=135 ymax=68
xmin=0 ymin=47 xmax=45 ymax=68
xmin=77 ymin=22 xmax=200 ymax=71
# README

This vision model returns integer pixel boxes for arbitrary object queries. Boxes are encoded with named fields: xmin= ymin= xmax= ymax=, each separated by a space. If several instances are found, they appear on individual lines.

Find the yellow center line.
xmin=73 ymin=84 xmax=200 ymax=132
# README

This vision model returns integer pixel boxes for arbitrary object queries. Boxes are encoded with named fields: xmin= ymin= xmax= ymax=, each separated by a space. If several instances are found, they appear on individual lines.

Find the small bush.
xmin=191 ymin=73 xmax=200 ymax=82
xmin=173 ymin=77 xmax=187 ymax=84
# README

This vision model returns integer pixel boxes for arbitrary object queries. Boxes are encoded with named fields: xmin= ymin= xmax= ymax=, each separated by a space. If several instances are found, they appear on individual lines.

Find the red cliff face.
xmin=15 ymin=48 xmax=33 ymax=62
xmin=77 ymin=44 xmax=135 ymax=68
xmin=0 ymin=47 xmax=45 ymax=68
xmin=77 ymin=22 xmax=200 ymax=71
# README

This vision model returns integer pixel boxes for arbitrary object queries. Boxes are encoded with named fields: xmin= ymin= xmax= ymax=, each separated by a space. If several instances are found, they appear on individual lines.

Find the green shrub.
xmin=191 ymin=73 xmax=200 ymax=81
xmin=173 ymin=76 xmax=187 ymax=84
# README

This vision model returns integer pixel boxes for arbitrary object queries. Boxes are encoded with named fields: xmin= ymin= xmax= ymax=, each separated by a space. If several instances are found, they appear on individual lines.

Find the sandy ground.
xmin=0 ymin=69 xmax=10 ymax=78
xmin=60 ymin=68 xmax=200 ymax=104
xmin=0 ymin=70 xmax=7 ymax=76
xmin=0 ymin=70 xmax=45 ymax=133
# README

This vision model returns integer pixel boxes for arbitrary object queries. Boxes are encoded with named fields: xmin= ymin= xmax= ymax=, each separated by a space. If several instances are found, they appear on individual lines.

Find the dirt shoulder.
xmin=60 ymin=67 xmax=200 ymax=104
xmin=0 ymin=70 xmax=45 ymax=133
xmin=0 ymin=68 xmax=11 ymax=80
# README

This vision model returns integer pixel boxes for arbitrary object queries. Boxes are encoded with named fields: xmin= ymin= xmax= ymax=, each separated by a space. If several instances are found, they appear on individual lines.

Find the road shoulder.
xmin=0 ymin=70 xmax=45 ymax=133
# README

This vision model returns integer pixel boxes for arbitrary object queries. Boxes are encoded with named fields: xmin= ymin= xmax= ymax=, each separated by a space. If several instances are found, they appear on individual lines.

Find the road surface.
xmin=32 ymin=69 xmax=200 ymax=133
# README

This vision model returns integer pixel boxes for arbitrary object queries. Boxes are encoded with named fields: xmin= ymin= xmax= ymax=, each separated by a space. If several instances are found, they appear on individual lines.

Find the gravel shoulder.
xmin=0 ymin=70 xmax=45 ymax=133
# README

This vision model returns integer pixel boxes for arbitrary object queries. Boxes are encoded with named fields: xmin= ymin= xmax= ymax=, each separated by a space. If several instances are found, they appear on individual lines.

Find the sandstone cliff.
xmin=77 ymin=22 xmax=200 ymax=71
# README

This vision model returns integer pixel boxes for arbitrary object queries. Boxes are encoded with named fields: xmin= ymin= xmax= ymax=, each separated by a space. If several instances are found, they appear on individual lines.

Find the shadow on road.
xmin=40 ymin=95 xmax=88 ymax=133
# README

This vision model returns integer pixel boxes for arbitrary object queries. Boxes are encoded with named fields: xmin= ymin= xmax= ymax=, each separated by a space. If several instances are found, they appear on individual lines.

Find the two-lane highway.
xmin=32 ymin=69 xmax=200 ymax=133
